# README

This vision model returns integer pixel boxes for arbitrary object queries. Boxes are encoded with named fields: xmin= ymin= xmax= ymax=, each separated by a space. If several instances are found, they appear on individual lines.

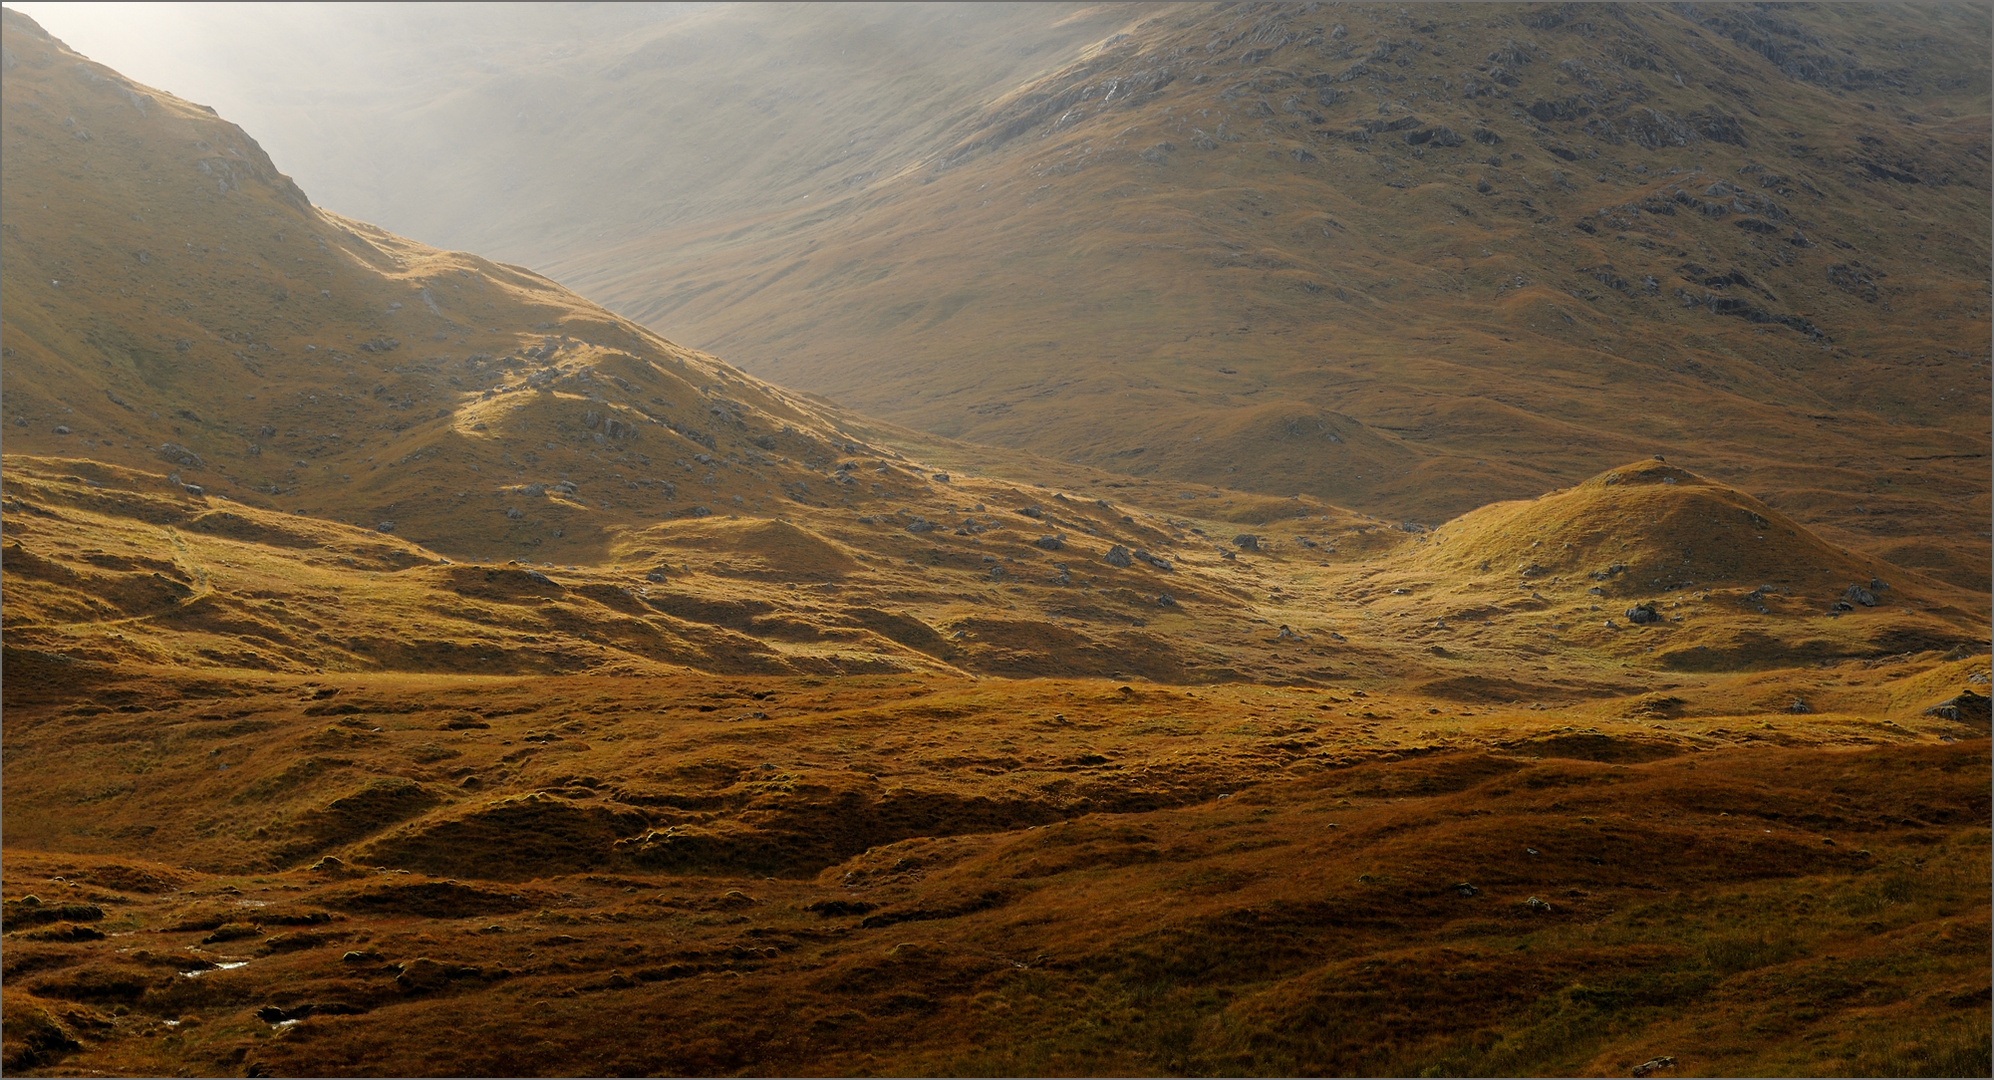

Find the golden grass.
xmin=4 ymin=713 xmax=1987 ymax=1076
xmin=2 ymin=9 xmax=1988 ymax=1075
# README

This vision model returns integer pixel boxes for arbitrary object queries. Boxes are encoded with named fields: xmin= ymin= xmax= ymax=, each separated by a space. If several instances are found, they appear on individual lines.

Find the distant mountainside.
xmin=58 ymin=1 xmax=1981 ymax=589
xmin=5 ymin=2 xmax=1136 ymax=273
xmin=560 ymin=1 xmax=1992 ymax=590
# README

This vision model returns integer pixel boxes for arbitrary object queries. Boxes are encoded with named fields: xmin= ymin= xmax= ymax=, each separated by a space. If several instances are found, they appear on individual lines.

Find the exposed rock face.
xmin=1926 ymin=691 xmax=1991 ymax=723
xmin=157 ymin=443 xmax=204 ymax=469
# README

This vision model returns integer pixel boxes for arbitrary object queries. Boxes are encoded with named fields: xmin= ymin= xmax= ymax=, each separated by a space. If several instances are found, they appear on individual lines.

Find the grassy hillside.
xmin=558 ymin=2 xmax=1992 ymax=589
xmin=2 ymin=9 xmax=1987 ymax=1077
xmin=17 ymin=3 xmax=1987 ymax=589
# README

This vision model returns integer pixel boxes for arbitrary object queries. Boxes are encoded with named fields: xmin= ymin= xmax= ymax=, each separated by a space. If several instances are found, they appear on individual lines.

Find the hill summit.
xmin=1417 ymin=457 xmax=1897 ymax=600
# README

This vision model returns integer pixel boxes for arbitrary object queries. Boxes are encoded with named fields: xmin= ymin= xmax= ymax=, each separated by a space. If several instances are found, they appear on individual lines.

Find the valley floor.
xmin=3 ymin=666 xmax=1988 ymax=1077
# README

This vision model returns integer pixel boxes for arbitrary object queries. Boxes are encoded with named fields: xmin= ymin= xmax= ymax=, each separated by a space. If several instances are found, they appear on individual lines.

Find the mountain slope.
xmin=558 ymin=1 xmax=1991 ymax=585
xmin=19 ymin=3 xmax=1985 ymax=590
xmin=0 ymin=8 xmax=1129 ymax=566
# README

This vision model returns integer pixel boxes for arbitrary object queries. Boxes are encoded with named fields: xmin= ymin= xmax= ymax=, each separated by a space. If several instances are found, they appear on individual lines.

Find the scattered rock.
xmin=1630 ymin=1057 xmax=1677 ymax=1078
xmin=1157 ymin=593 xmax=1177 ymax=607
xmin=1843 ymin=584 xmax=1877 ymax=607
xmin=521 ymin=482 xmax=546 ymax=498
xmin=1925 ymin=690 xmax=1991 ymax=723
xmin=931 ymin=473 xmax=950 ymax=483
xmin=1033 ymin=535 xmax=1064 ymax=551
xmin=1233 ymin=534 xmax=1260 ymax=551
xmin=1869 ymin=576 xmax=1889 ymax=592
xmin=1786 ymin=699 xmax=1810 ymax=714
xmin=1018 ymin=505 xmax=1044 ymax=519
xmin=555 ymin=480 xmax=577 ymax=495
xmin=905 ymin=517 xmax=936 ymax=534
xmin=1624 ymin=603 xmax=1661 ymax=625
xmin=1103 ymin=545 xmax=1134 ymax=569
xmin=52 ymin=425 xmax=70 ymax=435
xmin=156 ymin=442 xmax=204 ymax=468
xmin=504 ymin=507 xmax=523 ymax=520
xmin=375 ymin=521 xmax=395 ymax=533
xmin=1521 ymin=896 xmax=1553 ymax=913
xmin=1453 ymin=882 xmax=1480 ymax=897
xmin=1135 ymin=550 xmax=1172 ymax=571
xmin=645 ymin=568 xmax=668 ymax=583
xmin=525 ymin=570 xmax=557 ymax=587
xmin=182 ymin=484 xmax=205 ymax=497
